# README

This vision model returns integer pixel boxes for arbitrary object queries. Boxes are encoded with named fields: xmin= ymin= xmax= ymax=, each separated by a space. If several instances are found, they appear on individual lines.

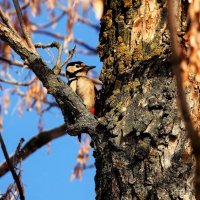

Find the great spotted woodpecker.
xmin=66 ymin=61 xmax=96 ymax=115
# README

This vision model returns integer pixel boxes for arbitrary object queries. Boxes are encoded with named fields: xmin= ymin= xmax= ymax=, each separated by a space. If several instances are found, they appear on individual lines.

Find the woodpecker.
xmin=66 ymin=61 xmax=96 ymax=115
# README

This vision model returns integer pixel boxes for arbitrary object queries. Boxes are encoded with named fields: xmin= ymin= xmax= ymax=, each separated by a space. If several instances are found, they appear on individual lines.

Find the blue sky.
xmin=0 ymin=2 xmax=101 ymax=199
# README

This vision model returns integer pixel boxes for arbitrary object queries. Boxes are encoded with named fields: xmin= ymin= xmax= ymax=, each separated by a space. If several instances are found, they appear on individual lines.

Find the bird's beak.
xmin=84 ymin=65 xmax=96 ymax=71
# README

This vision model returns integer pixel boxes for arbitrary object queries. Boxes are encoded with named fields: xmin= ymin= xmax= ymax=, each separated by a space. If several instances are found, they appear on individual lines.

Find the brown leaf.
xmin=92 ymin=0 xmax=104 ymax=19
xmin=0 ymin=106 xmax=3 ymax=131
xmin=77 ymin=148 xmax=85 ymax=164
xmin=46 ymin=0 xmax=56 ymax=9
xmin=23 ymin=11 xmax=31 ymax=34
xmin=30 ymin=0 xmax=37 ymax=16
xmin=82 ymin=0 xmax=90 ymax=13
xmin=3 ymin=93 xmax=9 ymax=112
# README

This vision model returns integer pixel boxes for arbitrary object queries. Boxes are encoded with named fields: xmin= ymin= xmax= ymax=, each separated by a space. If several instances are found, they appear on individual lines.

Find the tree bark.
xmin=95 ymin=0 xmax=194 ymax=199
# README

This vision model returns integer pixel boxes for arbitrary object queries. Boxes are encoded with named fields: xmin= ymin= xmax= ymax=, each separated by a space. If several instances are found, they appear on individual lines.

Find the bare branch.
xmin=0 ymin=57 xmax=69 ymax=80
xmin=0 ymin=132 xmax=25 ymax=200
xmin=167 ymin=0 xmax=200 ymax=198
xmin=0 ymin=57 xmax=26 ymax=67
xmin=13 ymin=0 xmax=36 ymax=51
xmin=167 ymin=1 xmax=181 ymax=58
xmin=32 ymin=29 xmax=97 ymax=52
xmin=8 ymin=1 xmax=30 ymax=15
xmin=0 ymin=7 xmax=18 ymax=35
xmin=31 ymin=11 xmax=66 ymax=29
xmin=60 ymin=45 xmax=76 ymax=68
xmin=54 ymin=41 xmax=62 ymax=70
xmin=0 ymin=77 xmax=35 ymax=86
xmin=76 ymin=49 xmax=98 ymax=55
xmin=35 ymin=41 xmax=63 ymax=74
xmin=56 ymin=3 xmax=100 ymax=31
xmin=15 ymin=138 xmax=25 ymax=156
xmin=167 ymin=0 xmax=199 ymax=153
xmin=0 ymin=124 xmax=67 ymax=177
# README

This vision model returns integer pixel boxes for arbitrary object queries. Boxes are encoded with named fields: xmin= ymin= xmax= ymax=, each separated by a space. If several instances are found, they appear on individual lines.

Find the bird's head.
xmin=66 ymin=61 xmax=96 ymax=78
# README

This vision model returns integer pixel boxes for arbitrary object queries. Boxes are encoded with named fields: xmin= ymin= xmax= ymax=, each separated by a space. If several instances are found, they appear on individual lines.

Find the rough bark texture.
xmin=95 ymin=0 xmax=194 ymax=199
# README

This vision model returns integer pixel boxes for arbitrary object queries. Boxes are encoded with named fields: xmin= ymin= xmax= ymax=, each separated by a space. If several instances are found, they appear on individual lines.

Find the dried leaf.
xmin=37 ymin=0 xmax=42 ymax=15
xmin=77 ymin=148 xmax=85 ymax=164
xmin=23 ymin=11 xmax=31 ymax=34
xmin=92 ymin=0 xmax=104 ymax=19
xmin=18 ymin=101 xmax=25 ymax=117
xmin=64 ymin=34 xmax=74 ymax=53
xmin=46 ymin=0 xmax=56 ymax=9
xmin=3 ymin=93 xmax=9 ymax=113
xmin=82 ymin=0 xmax=90 ymax=13
xmin=70 ymin=165 xmax=83 ymax=180
xmin=30 ymin=0 xmax=37 ymax=17
xmin=0 ymin=106 xmax=3 ymax=131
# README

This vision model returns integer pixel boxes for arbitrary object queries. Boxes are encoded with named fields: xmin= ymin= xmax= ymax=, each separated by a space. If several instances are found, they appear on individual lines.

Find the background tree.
xmin=1 ymin=0 xmax=200 ymax=200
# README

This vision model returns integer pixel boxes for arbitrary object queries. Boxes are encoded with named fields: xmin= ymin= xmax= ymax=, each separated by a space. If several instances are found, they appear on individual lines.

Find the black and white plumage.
xmin=66 ymin=61 xmax=96 ymax=114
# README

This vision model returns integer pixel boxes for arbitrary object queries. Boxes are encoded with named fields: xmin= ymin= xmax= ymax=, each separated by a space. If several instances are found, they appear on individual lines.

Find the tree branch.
xmin=56 ymin=3 xmax=100 ymax=31
xmin=0 ymin=57 xmax=25 ymax=67
xmin=32 ymin=29 xmax=97 ymax=53
xmin=0 ymin=124 xmax=66 ymax=177
xmin=8 ymin=1 xmax=30 ymax=15
xmin=0 ymin=77 xmax=35 ymax=86
xmin=167 ymin=0 xmax=199 ymax=155
xmin=35 ymin=41 xmax=76 ymax=75
xmin=167 ymin=0 xmax=200 ymax=198
xmin=59 ymin=45 xmax=76 ymax=69
xmin=0 ymin=7 xmax=18 ymax=35
xmin=31 ymin=11 xmax=65 ymax=29
xmin=0 ymin=57 xmax=66 ymax=77
xmin=0 ymin=116 xmax=100 ymax=178
xmin=0 ymin=132 xmax=25 ymax=200
xmin=35 ymin=41 xmax=63 ymax=74
xmin=13 ymin=0 xmax=36 ymax=51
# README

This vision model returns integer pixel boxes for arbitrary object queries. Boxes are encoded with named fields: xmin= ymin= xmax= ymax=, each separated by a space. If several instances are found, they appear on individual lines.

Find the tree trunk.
xmin=95 ymin=0 xmax=194 ymax=199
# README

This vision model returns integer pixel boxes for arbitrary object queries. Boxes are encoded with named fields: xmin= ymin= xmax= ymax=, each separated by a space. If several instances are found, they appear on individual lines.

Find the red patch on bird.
xmin=90 ymin=108 xmax=95 ymax=115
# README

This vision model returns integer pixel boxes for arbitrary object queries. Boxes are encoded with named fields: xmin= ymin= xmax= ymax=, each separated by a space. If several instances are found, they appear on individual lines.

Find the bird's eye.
xmin=76 ymin=64 xmax=81 ymax=68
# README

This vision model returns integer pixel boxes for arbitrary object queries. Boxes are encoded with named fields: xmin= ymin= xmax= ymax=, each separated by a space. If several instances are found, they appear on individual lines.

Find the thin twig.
xmin=0 ymin=124 xmax=67 ymax=177
xmin=8 ymin=1 xmax=30 ymax=15
xmin=32 ymin=29 xmax=97 ymax=52
xmin=0 ymin=57 xmax=70 ymax=78
xmin=167 ymin=0 xmax=199 ymax=153
xmin=0 ymin=8 xmax=18 ymax=35
xmin=60 ymin=45 xmax=76 ymax=68
xmin=56 ymin=2 xmax=100 ymax=31
xmin=76 ymin=49 xmax=98 ymax=55
xmin=75 ymin=39 xmax=97 ymax=52
xmin=31 ymin=11 xmax=65 ymax=29
xmin=0 ymin=77 xmax=35 ymax=86
xmin=0 ymin=132 xmax=25 ymax=200
xmin=35 ymin=41 xmax=62 ymax=74
xmin=15 ymin=138 xmax=25 ymax=156
xmin=13 ymin=0 xmax=36 ymax=51
xmin=0 ymin=57 xmax=26 ymax=67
